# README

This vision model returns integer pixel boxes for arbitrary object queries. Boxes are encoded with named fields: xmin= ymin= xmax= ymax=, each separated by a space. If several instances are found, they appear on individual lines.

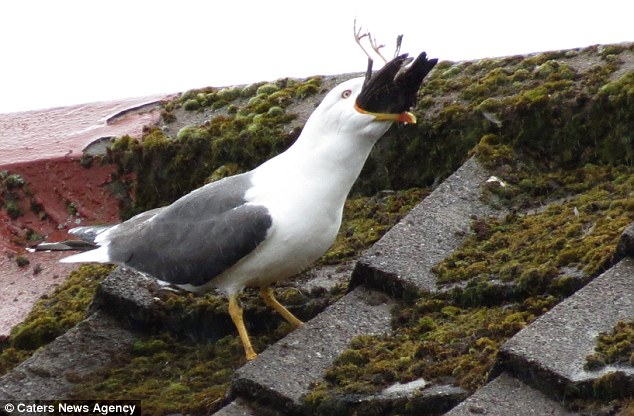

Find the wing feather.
xmin=103 ymin=173 xmax=273 ymax=286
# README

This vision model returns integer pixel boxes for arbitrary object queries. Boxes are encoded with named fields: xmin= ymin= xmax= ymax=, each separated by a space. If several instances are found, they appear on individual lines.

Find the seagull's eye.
xmin=341 ymin=89 xmax=352 ymax=99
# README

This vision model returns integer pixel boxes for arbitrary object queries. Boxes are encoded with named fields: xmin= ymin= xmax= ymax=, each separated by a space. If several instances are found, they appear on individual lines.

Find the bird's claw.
xmin=354 ymin=18 xmax=400 ymax=64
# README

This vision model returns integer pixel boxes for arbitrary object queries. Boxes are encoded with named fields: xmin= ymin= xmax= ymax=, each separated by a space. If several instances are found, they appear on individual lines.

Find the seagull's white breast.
xmin=208 ymin=154 xmax=344 ymax=294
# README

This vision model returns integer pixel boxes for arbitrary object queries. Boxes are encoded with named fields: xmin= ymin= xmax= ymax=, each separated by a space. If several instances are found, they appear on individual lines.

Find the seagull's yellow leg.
xmin=228 ymin=294 xmax=257 ymax=361
xmin=259 ymin=287 xmax=304 ymax=329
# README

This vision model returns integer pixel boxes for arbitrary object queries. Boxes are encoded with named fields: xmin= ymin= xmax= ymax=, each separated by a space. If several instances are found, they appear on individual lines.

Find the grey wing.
xmin=69 ymin=208 xmax=163 ymax=243
xmin=104 ymin=173 xmax=273 ymax=287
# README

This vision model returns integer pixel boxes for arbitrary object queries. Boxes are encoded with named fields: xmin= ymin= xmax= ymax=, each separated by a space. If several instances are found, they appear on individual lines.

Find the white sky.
xmin=0 ymin=0 xmax=632 ymax=114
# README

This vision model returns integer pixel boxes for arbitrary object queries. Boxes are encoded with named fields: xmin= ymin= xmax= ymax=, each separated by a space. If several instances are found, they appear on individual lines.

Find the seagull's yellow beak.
xmin=354 ymin=102 xmax=417 ymax=124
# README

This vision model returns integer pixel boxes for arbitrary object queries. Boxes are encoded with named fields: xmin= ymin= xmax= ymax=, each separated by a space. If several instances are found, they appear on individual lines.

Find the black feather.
xmin=356 ymin=52 xmax=438 ymax=114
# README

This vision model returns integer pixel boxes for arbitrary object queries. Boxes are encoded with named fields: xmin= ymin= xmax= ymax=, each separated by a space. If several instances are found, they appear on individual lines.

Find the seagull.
xmin=39 ymin=51 xmax=437 ymax=360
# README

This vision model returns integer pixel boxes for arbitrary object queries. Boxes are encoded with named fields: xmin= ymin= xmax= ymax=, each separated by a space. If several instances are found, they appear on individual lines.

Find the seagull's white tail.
xmin=60 ymin=246 xmax=111 ymax=264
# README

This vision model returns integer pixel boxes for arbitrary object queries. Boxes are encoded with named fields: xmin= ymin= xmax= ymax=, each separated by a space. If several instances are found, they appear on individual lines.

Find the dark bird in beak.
xmin=355 ymin=52 xmax=438 ymax=123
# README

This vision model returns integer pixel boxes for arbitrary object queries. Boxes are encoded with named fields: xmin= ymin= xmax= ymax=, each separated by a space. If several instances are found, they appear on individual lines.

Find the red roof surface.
xmin=0 ymin=94 xmax=170 ymax=167
xmin=0 ymin=94 xmax=172 ymax=337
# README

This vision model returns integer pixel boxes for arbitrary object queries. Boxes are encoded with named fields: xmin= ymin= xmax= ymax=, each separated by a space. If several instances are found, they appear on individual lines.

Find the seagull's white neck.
xmin=251 ymin=118 xmax=390 ymax=210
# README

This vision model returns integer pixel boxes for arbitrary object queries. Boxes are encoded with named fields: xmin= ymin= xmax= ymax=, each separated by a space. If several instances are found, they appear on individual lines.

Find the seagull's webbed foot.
xmin=228 ymin=294 xmax=257 ymax=361
xmin=259 ymin=287 xmax=304 ymax=329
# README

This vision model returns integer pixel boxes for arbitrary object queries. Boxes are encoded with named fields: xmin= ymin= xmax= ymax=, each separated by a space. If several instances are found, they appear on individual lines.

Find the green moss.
xmin=178 ymin=88 xmax=217 ymax=108
xmin=67 ymin=201 xmax=78 ymax=216
xmin=142 ymin=128 xmax=170 ymax=149
xmin=461 ymin=67 xmax=514 ymax=100
xmin=599 ymin=44 xmax=627 ymax=59
xmin=568 ymin=396 xmax=634 ymax=415
xmin=15 ymin=255 xmax=29 ymax=267
xmin=206 ymin=163 xmax=239 ymax=183
xmin=0 ymin=264 xmax=113 ymax=375
xmin=366 ymin=44 xmax=632 ymax=193
xmin=240 ymin=82 xmax=266 ymax=98
xmin=5 ymin=199 xmax=21 ymax=219
xmin=131 ymin=338 xmax=168 ymax=355
xmin=305 ymin=296 xmax=558 ymax=406
xmin=267 ymin=106 xmax=285 ymax=117
xmin=111 ymin=45 xmax=632 ymax=212
xmin=592 ymin=371 xmax=633 ymax=401
xmin=434 ymin=164 xmax=634 ymax=295
xmin=256 ymin=82 xmax=280 ymax=96
xmin=294 ymin=77 xmax=321 ymax=98
xmin=268 ymin=90 xmax=293 ymax=106
xmin=3 ymin=172 xmax=25 ymax=189
xmin=70 ymin=288 xmax=312 ymax=415
xmin=182 ymin=99 xmax=201 ymax=111
xmin=585 ymin=320 xmax=634 ymax=371
xmin=307 ymin=295 xmax=560 ymax=412
xmin=533 ymin=61 xmax=577 ymax=81
xmin=506 ymin=70 xmax=630 ymax=168
xmin=71 ymin=332 xmax=248 ymax=415
xmin=161 ymin=110 xmax=176 ymax=123
xmin=216 ymin=86 xmax=240 ymax=102
xmin=0 ymin=171 xmax=27 ymax=219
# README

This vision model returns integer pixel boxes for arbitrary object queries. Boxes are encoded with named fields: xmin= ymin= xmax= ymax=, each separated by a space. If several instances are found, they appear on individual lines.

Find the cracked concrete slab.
xmin=230 ymin=285 xmax=395 ymax=414
xmin=445 ymin=373 xmax=576 ymax=416
xmin=497 ymin=257 xmax=634 ymax=399
xmin=351 ymin=157 xmax=501 ymax=297
xmin=0 ymin=311 xmax=137 ymax=400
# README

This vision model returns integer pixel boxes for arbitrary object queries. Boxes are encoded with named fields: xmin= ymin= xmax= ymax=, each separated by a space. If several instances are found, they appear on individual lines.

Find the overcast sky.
xmin=1 ymin=0 xmax=632 ymax=114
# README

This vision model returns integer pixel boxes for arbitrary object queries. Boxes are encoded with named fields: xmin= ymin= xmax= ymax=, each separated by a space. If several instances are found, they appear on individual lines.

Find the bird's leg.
xmin=353 ymin=18 xmax=373 ymax=61
xmin=259 ymin=287 xmax=303 ymax=329
xmin=354 ymin=19 xmax=403 ymax=64
xmin=368 ymin=35 xmax=387 ymax=64
xmin=393 ymin=34 xmax=403 ymax=59
xmin=353 ymin=18 xmax=388 ymax=64
xmin=228 ymin=294 xmax=257 ymax=361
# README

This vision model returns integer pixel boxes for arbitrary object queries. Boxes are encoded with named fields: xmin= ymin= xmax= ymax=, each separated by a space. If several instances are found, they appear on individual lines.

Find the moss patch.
xmin=567 ymin=398 xmax=634 ymax=416
xmin=69 ymin=326 xmax=292 ymax=415
xmin=0 ymin=264 xmax=113 ymax=376
xmin=586 ymin=320 xmax=634 ymax=371
xmin=353 ymin=44 xmax=632 ymax=195
xmin=434 ymin=164 xmax=634 ymax=294
xmin=305 ymin=295 xmax=557 ymax=407
xmin=0 ymin=170 xmax=27 ymax=221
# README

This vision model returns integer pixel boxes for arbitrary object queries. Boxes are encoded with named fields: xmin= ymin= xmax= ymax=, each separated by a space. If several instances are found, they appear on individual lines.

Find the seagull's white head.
xmin=304 ymin=78 xmax=390 ymax=140
xmin=303 ymin=52 xmax=438 ymax=142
